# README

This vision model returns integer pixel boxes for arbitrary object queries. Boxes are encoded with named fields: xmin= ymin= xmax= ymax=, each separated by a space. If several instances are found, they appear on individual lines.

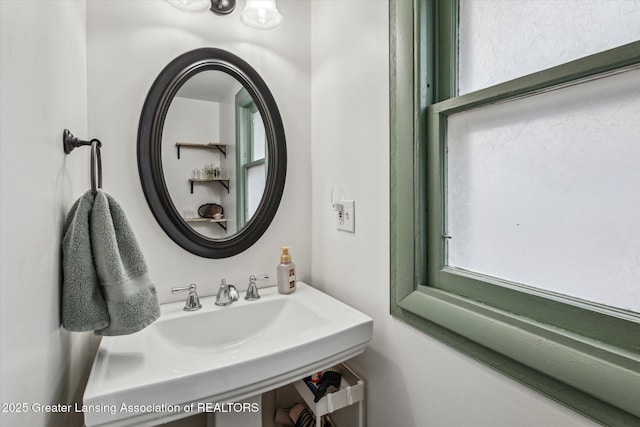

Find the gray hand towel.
xmin=62 ymin=191 xmax=110 ymax=331
xmin=62 ymin=190 xmax=160 ymax=336
xmin=90 ymin=190 xmax=160 ymax=336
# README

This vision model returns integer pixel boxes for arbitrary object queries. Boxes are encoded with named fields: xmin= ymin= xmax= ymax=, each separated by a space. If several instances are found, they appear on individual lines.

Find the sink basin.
xmin=154 ymin=294 xmax=327 ymax=350
xmin=83 ymin=282 xmax=373 ymax=426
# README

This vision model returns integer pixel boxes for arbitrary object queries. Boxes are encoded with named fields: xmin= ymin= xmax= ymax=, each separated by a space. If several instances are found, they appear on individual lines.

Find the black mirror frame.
xmin=138 ymin=48 xmax=287 ymax=258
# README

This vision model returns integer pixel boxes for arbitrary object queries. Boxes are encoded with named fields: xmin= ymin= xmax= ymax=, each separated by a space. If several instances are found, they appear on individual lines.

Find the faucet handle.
xmin=172 ymin=283 xmax=197 ymax=294
xmin=245 ymin=274 xmax=269 ymax=301
xmin=171 ymin=284 xmax=202 ymax=311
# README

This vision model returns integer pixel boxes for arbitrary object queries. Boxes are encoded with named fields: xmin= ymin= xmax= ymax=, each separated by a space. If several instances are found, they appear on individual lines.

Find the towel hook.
xmin=63 ymin=129 xmax=103 ymax=195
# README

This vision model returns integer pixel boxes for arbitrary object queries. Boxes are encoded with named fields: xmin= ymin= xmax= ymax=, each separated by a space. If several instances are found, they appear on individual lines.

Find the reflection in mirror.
xmin=161 ymin=71 xmax=268 ymax=239
xmin=138 ymin=47 xmax=286 ymax=258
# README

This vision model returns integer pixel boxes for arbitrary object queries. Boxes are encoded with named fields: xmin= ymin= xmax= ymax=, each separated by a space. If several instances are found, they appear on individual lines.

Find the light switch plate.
xmin=337 ymin=200 xmax=355 ymax=233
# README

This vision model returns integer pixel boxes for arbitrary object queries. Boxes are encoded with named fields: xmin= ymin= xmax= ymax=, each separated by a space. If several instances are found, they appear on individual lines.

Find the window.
xmin=389 ymin=1 xmax=640 ymax=424
xmin=236 ymin=88 xmax=268 ymax=228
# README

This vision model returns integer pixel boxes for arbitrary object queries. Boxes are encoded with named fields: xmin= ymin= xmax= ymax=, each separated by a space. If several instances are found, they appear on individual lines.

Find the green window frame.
xmin=389 ymin=1 xmax=640 ymax=424
xmin=236 ymin=88 xmax=267 ymax=228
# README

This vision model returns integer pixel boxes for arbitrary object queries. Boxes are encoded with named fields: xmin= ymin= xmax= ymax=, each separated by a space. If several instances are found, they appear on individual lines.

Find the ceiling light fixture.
xmin=240 ymin=0 xmax=283 ymax=30
xmin=165 ymin=0 xmax=236 ymax=16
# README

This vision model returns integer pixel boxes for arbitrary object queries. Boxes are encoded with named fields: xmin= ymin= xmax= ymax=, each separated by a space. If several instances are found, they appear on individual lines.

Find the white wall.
xmin=86 ymin=0 xmax=311 ymax=300
xmin=0 ymin=1 xmax=99 ymax=426
xmin=309 ymin=1 xmax=598 ymax=426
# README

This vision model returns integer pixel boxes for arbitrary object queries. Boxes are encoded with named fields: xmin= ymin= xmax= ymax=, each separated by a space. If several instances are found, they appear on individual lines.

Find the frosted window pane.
xmin=252 ymin=111 xmax=266 ymax=161
xmin=246 ymin=164 xmax=266 ymax=219
xmin=458 ymin=0 xmax=640 ymax=94
xmin=446 ymin=68 xmax=640 ymax=313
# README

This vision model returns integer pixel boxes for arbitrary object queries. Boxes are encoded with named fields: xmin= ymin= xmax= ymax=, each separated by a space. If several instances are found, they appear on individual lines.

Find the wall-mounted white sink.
xmin=83 ymin=282 xmax=373 ymax=427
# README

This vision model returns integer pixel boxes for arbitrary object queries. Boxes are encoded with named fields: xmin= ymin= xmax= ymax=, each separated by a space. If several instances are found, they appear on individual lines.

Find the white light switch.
xmin=337 ymin=200 xmax=355 ymax=233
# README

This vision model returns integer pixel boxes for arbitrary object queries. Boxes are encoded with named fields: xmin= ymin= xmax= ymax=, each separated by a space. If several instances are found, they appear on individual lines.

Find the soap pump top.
xmin=280 ymin=246 xmax=292 ymax=263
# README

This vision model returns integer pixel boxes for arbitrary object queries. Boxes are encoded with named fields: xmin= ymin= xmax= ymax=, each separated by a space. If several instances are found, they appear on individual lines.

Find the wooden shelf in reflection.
xmin=184 ymin=217 xmax=227 ymax=232
xmin=176 ymin=142 xmax=227 ymax=159
xmin=188 ymin=178 xmax=230 ymax=194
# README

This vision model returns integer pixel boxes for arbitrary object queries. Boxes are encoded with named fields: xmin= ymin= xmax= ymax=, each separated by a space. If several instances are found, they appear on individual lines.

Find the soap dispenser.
xmin=277 ymin=246 xmax=296 ymax=294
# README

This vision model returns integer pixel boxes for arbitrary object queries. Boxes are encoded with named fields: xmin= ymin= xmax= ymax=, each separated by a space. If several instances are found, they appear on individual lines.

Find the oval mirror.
xmin=138 ymin=48 xmax=287 ymax=258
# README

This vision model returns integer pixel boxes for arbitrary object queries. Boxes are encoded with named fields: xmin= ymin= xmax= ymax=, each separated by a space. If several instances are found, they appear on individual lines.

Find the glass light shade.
xmin=241 ymin=0 xmax=283 ymax=30
xmin=165 ymin=0 xmax=211 ymax=12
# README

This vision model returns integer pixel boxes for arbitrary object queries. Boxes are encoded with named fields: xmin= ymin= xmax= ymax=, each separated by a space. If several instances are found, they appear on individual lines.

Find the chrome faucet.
xmin=215 ymin=279 xmax=239 ymax=306
xmin=171 ymin=284 xmax=202 ymax=311
xmin=245 ymin=274 xmax=269 ymax=301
